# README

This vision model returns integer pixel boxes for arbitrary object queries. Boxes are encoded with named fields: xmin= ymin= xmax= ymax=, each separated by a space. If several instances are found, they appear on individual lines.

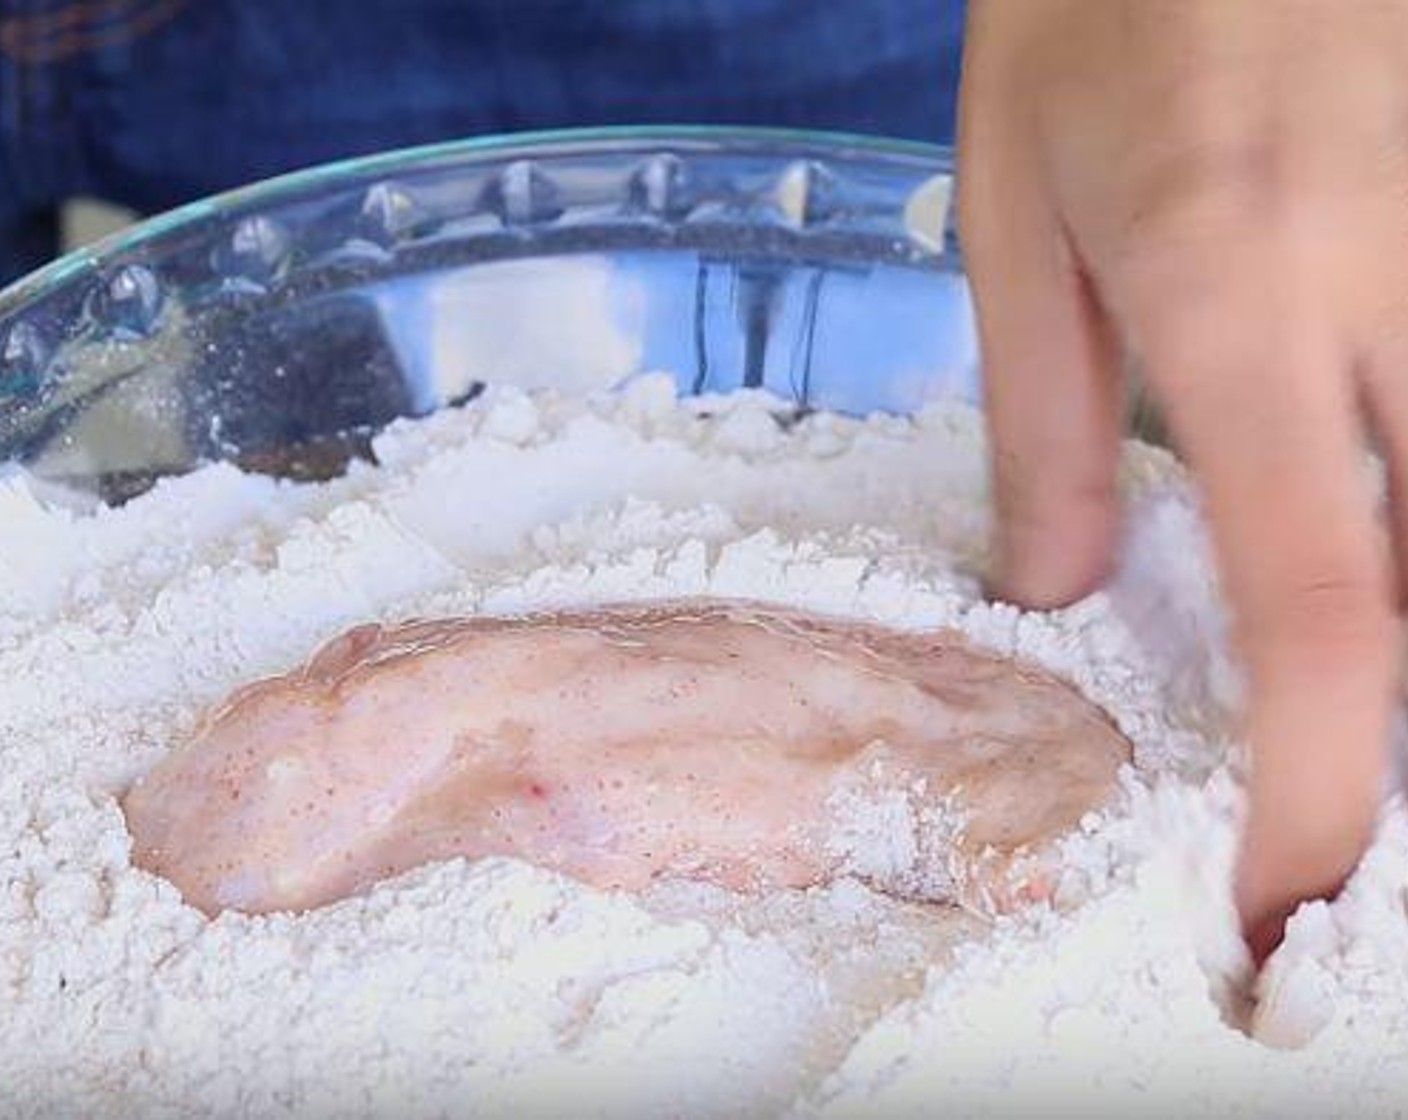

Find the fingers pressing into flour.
xmin=957 ymin=11 xmax=1123 ymax=610
xmin=960 ymin=0 xmax=1408 ymax=960
xmin=1132 ymin=289 xmax=1395 ymax=965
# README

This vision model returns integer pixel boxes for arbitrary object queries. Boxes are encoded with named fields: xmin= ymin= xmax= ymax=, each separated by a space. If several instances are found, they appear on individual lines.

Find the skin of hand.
xmin=958 ymin=0 xmax=1408 ymax=963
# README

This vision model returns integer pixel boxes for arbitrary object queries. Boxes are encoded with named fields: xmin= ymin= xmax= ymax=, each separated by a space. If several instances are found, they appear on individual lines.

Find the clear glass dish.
xmin=0 ymin=126 xmax=976 ymax=502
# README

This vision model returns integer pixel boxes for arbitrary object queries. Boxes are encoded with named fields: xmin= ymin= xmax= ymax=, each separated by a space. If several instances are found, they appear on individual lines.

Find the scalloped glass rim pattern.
xmin=0 ymin=126 xmax=954 ymax=317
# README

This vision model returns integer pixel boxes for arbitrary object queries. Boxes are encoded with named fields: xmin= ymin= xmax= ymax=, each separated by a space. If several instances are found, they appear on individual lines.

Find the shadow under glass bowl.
xmin=0 ymin=126 xmax=978 ymax=503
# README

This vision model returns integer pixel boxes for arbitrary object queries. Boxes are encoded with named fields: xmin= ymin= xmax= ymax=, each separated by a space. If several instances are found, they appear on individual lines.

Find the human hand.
xmin=958 ymin=0 xmax=1406 ymax=962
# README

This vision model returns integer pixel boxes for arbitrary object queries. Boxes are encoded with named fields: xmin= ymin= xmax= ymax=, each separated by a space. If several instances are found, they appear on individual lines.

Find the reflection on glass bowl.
xmin=0 ymin=126 xmax=976 ymax=503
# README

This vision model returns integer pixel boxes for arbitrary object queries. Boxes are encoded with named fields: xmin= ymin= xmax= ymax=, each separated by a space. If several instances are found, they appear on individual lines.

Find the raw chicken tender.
xmin=123 ymin=601 xmax=1131 ymax=916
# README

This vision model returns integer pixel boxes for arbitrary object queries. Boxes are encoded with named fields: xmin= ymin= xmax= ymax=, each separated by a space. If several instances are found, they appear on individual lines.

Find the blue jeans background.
xmin=0 ymin=0 xmax=966 ymax=286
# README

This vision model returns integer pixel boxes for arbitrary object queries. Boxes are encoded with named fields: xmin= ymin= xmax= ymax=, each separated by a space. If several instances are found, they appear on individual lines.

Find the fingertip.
xmin=989 ymin=533 xmax=1115 ymax=610
xmin=987 ymin=472 xmax=1118 ymax=609
xmin=1238 ymin=898 xmax=1292 ymax=970
xmin=1235 ymin=823 xmax=1364 ymax=969
xmin=1234 ymin=847 xmax=1290 ymax=967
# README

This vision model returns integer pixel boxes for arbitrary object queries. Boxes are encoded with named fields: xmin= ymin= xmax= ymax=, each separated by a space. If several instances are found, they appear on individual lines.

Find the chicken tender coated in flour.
xmin=123 ymin=601 xmax=1132 ymax=916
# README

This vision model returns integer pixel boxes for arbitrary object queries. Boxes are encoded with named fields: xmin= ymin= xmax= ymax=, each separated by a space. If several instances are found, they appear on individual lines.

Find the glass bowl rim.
xmin=0 ymin=124 xmax=954 ymax=319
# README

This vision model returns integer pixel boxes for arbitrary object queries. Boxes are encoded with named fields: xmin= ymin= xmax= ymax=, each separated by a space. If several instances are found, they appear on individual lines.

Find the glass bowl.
xmin=0 ymin=126 xmax=976 ymax=502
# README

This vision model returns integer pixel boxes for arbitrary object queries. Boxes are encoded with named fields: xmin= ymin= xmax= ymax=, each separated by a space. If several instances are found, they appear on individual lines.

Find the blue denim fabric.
xmin=0 ymin=0 xmax=966 ymax=284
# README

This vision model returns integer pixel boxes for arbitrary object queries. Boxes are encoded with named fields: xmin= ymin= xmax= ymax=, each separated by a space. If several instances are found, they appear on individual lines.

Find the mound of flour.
xmin=1 ymin=376 xmax=1406 ymax=1118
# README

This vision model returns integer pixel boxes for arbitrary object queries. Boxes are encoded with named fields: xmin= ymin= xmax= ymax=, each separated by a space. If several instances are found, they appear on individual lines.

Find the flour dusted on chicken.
xmin=3 ymin=377 xmax=1408 ymax=1118
xmin=122 ymin=602 xmax=1129 ymax=917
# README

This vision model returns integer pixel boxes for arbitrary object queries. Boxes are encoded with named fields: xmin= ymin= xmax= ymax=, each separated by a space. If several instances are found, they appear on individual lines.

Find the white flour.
xmin=1 ymin=376 xmax=1406 ymax=1118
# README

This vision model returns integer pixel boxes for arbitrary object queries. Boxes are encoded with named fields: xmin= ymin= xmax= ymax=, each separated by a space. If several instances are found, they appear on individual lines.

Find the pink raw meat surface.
xmin=123 ymin=601 xmax=1131 ymax=916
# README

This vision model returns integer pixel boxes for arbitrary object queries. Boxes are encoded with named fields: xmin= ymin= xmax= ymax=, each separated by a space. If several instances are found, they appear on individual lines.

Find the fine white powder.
xmin=2 ymin=376 xmax=1406 ymax=1118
